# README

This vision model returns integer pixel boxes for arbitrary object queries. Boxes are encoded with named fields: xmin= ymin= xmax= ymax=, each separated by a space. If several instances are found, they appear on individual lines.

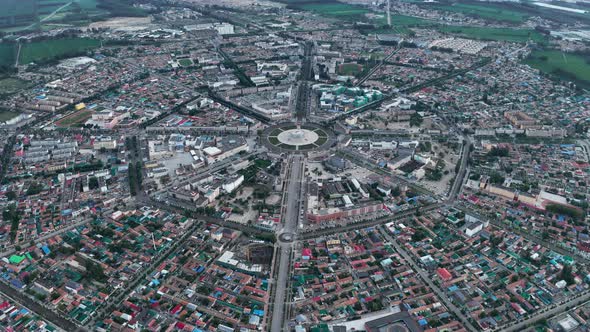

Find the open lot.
xmin=524 ymin=49 xmax=590 ymax=88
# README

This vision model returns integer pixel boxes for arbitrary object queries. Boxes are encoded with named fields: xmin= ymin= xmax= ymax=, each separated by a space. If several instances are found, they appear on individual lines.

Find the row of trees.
xmin=127 ymin=162 xmax=143 ymax=196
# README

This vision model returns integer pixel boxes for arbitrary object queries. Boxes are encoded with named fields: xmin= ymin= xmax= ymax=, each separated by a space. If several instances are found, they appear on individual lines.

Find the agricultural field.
xmin=0 ymin=44 xmax=16 ymax=67
xmin=429 ymin=3 xmax=529 ymax=23
xmin=439 ymin=26 xmax=546 ymax=43
xmin=18 ymin=38 xmax=101 ymax=65
xmin=0 ymin=0 xmax=37 ymax=19
xmin=338 ymin=63 xmax=363 ymax=76
xmin=524 ymin=49 xmax=590 ymax=88
xmin=366 ymin=14 xmax=436 ymax=35
xmin=289 ymin=2 xmax=370 ymax=19
xmin=0 ymin=0 xmax=133 ymax=33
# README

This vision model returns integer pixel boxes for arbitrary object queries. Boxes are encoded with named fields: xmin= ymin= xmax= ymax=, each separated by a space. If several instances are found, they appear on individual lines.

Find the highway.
xmin=270 ymin=155 xmax=305 ymax=332
xmin=294 ymin=82 xmax=311 ymax=122
xmin=379 ymin=227 xmax=478 ymax=332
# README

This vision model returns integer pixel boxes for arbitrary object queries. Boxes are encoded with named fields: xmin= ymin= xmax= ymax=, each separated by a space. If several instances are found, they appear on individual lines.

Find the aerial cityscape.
xmin=0 ymin=0 xmax=590 ymax=331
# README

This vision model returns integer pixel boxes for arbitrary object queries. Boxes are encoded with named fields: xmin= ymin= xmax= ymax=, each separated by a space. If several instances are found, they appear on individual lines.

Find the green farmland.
xmin=439 ymin=26 xmax=546 ymax=43
xmin=524 ymin=50 xmax=590 ymax=88
xmin=18 ymin=38 xmax=101 ymax=65
xmin=430 ymin=3 xmax=529 ymax=23
xmin=293 ymin=2 xmax=370 ymax=19
xmin=0 ymin=44 xmax=16 ymax=67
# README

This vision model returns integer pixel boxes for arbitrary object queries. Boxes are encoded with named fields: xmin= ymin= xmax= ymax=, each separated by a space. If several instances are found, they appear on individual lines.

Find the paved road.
xmin=0 ymin=280 xmax=82 ymax=331
xmin=379 ymin=227 xmax=478 ymax=332
xmin=499 ymin=291 xmax=590 ymax=332
xmin=270 ymin=155 xmax=305 ymax=332
xmin=299 ymin=203 xmax=442 ymax=240
xmin=337 ymin=148 xmax=434 ymax=197
xmin=89 ymin=222 xmax=200 ymax=328
xmin=138 ymin=195 xmax=273 ymax=237
xmin=0 ymin=217 xmax=94 ymax=258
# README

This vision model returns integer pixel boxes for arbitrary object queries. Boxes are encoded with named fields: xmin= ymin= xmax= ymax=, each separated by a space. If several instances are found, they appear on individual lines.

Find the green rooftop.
xmin=9 ymin=255 xmax=25 ymax=264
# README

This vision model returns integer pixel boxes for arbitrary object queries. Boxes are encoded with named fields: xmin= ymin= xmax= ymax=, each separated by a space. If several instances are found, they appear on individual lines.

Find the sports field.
xmin=524 ymin=49 xmax=590 ymax=88
xmin=178 ymin=59 xmax=193 ymax=67
xmin=55 ymin=109 xmax=92 ymax=127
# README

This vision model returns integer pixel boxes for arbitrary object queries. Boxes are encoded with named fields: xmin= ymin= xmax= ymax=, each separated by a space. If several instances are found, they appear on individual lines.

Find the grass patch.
xmin=269 ymin=129 xmax=283 ymax=137
xmin=278 ymin=143 xmax=298 ymax=150
xmin=268 ymin=136 xmax=280 ymax=145
xmin=19 ymin=38 xmax=100 ymax=65
xmin=254 ymin=159 xmax=272 ymax=168
xmin=524 ymin=49 xmax=590 ymax=88
xmin=0 ymin=110 xmax=19 ymax=122
xmin=439 ymin=26 xmax=545 ymax=43
xmin=315 ymin=136 xmax=328 ymax=146
xmin=338 ymin=63 xmax=363 ymax=76
xmin=0 ymin=78 xmax=29 ymax=93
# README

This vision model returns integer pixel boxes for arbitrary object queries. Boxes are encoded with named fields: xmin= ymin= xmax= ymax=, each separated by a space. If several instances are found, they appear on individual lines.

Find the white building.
xmin=222 ymin=175 xmax=244 ymax=193
xmin=465 ymin=221 xmax=484 ymax=237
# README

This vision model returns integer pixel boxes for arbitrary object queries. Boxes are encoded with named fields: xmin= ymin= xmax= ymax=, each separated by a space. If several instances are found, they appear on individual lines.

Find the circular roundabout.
xmin=279 ymin=233 xmax=295 ymax=243
xmin=262 ymin=122 xmax=334 ymax=153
